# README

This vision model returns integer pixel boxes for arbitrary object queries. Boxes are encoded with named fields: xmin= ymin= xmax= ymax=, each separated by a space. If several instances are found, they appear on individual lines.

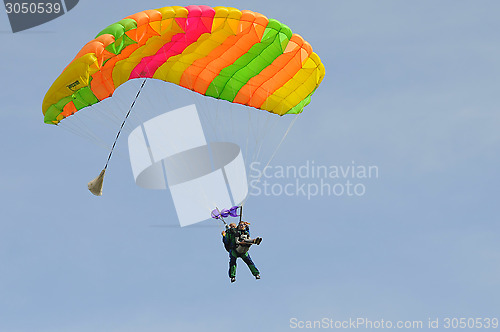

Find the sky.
xmin=1 ymin=1 xmax=499 ymax=331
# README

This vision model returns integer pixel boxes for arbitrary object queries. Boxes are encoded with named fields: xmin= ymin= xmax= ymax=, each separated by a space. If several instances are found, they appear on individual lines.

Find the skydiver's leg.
xmin=229 ymin=251 xmax=238 ymax=278
xmin=241 ymin=253 xmax=260 ymax=276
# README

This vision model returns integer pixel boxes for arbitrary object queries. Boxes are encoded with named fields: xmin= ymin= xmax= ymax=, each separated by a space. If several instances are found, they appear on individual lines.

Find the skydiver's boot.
xmin=255 ymin=275 xmax=261 ymax=280
xmin=231 ymin=277 xmax=236 ymax=283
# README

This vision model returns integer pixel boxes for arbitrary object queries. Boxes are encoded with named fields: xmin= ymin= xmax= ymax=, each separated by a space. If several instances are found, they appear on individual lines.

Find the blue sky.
xmin=1 ymin=1 xmax=499 ymax=331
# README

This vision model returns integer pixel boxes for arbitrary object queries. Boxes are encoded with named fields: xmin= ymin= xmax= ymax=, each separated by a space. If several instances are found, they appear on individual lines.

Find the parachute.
xmin=42 ymin=5 xmax=325 ymax=125
xmin=42 ymin=5 xmax=325 ymax=224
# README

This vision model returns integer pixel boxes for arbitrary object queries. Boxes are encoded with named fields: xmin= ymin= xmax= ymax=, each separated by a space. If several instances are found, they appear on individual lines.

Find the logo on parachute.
xmin=128 ymin=104 xmax=249 ymax=227
xmin=66 ymin=80 xmax=80 ymax=91
xmin=4 ymin=0 xmax=79 ymax=33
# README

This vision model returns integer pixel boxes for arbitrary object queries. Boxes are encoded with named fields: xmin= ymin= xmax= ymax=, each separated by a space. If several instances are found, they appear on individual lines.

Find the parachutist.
xmin=221 ymin=220 xmax=262 ymax=282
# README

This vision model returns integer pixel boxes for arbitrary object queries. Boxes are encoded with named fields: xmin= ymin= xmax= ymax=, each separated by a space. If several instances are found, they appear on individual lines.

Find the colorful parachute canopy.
xmin=42 ymin=5 xmax=325 ymax=125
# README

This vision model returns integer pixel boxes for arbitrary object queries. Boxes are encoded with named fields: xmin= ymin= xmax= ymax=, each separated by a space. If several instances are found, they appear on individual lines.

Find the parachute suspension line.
xmin=60 ymin=105 xmax=107 ymax=148
xmin=260 ymin=115 xmax=299 ymax=179
xmin=87 ymin=78 xmax=147 ymax=196
xmin=226 ymin=85 xmax=238 ymax=145
xmin=212 ymin=85 xmax=222 ymax=142
xmin=59 ymin=121 xmax=112 ymax=153
xmin=148 ymin=81 xmax=216 ymax=213
xmin=251 ymin=112 xmax=277 ymax=166
xmin=245 ymin=107 xmax=251 ymax=169
xmin=246 ymin=89 xmax=271 ymax=167
xmin=229 ymin=99 xmax=235 ymax=138
xmin=244 ymin=88 xmax=259 ymax=171
xmin=241 ymin=114 xmax=299 ymax=207
xmin=104 ymin=78 xmax=147 ymax=171
xmin=187 ymin=79 xmax=218 ymax=144
xmin=202 ymin=95 xmax=220 ymax=142
xmin=59 ymin=80 xmax=148 ymax=159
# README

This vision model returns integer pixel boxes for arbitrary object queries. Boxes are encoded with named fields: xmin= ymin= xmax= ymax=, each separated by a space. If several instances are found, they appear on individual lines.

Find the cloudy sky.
xmin=1 ymin=1 xmax=499 ymax=331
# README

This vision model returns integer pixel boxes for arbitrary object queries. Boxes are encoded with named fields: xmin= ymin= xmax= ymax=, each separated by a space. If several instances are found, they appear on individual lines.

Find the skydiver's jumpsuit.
xmin=222 ymin=227 xmax=260 ymax=278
